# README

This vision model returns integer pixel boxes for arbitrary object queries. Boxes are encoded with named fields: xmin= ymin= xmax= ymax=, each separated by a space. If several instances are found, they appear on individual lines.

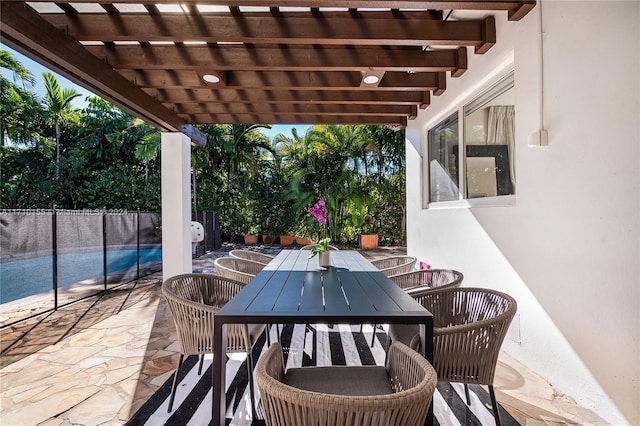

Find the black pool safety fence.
xmin=0 ymin=208 xmax=220 ymax=326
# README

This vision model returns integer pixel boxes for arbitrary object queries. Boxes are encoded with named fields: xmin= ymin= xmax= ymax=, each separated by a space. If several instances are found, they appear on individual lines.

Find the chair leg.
xmin=489 ymin=385 xmax=502 ymax=426
xmin=246 ymin=352 xmax=257 ymax=419
xmin=266 ymin=324 xmax=271 ymax=347
xmin=370 ymin=323 xmax=377 ymax=347
xmin=464 ymin=383 xmax=471 ymax=405
xmin=383 ymin=331 xmax=390 ymax=366
xmin=168 ymin=354 xmax=185 ymax=413
xmin=197 ymin=354 xmax=205 ymax=375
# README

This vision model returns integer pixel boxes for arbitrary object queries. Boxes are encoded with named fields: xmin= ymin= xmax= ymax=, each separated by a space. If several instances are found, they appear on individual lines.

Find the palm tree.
xmin=273 ymin=127 xmax=305 ymax=161
xmin=205 ymin=124 xmax=273 ymax=239
xmin=282 ymin=125 xmax=367 ymax=241
xmin=135 ymin=130 xmax=160 ymax=181
xmin=0 ymin=50 xmax=35 ymax=88
xmin=42 ymin=72 xmax=81 ymax=179
xmin=0 ymin=50 xmax=42 ymax=147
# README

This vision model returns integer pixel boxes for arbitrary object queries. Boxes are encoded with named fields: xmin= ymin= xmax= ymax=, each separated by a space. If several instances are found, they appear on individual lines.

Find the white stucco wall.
xmin=161 ymin=132 xmax=192 ymax=280
xmin=405 ymin=2 xmax=639 ymax=424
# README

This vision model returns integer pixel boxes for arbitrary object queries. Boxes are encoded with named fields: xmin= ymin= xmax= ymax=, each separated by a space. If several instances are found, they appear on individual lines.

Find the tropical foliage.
xmin=0 ymin=50 xmax=406 ymax=245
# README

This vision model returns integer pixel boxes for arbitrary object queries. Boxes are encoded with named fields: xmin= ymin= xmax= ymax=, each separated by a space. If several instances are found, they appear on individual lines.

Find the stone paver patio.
xmin=0 ymin=245 xmax=605 ymax=425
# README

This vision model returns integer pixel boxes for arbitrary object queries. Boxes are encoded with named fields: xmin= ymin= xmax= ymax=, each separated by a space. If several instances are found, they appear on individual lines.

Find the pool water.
xmin=0 ymin=247 xmax=162 ymax=304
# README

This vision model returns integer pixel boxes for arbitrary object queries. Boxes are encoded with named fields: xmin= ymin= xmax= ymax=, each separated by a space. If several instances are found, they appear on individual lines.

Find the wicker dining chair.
xmin=214 ymin=256 xmax=265 ymax=284
xmin=370 ymin=255 xmax=417 ymax=277
xmin=390 ymin=287 xmax=517 ymax=426
xmin=229 ymin=249 xmax=275 ymax=265
xmin=214 ymin=256 xmax=281 ymax=344
xmin=389 ymin=268 xmax=464 ymax=291
xmin=371 ymin=269 xmax=464 ymax=348
xmin=162 ymin=274 xmax=266 ymax=416
xmin=256 ymin=341 xmax=437 ymax=426
xmin=299 ymin=243 xmax=340 ymax=251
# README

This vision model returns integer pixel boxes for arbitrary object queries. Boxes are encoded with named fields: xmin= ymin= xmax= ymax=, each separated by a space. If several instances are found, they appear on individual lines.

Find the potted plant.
xmin=243 ymin=223 xmax=261 ymax=245
xmin=310 ymin=237 xmax=332 ymax=267
xmin=307 ymin=200 xmax=332 ymax=267
xmin=269 ymin=200 xmax=295 ymax=246
xmin=295 ymin=236 xmax=314 ymax=245
xmin=260 ymin=217 xmax=277 ymax=245
xmin=262 ymin=234 xmax=276 ymax=245
xmin=358 ymin=214 xmax=379 ymax=250
xmin=279 ymin=234 xmax=295 ymax=245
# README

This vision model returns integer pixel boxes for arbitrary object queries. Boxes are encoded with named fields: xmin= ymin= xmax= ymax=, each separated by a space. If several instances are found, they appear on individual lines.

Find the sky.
xmin=2 ymin=43 xmax=311 ymax=139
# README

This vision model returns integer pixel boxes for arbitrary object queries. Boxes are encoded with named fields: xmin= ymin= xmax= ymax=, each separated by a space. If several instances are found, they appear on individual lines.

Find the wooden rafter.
xmin=171 ymin=103 xmax=418 ymax=117
xmin=7 ymin=0 xmax=536 ymax=22
xmin=0 ymin=0 xmax=535 ymax=128
xmin=0 ymin=1 xmax=206 ymax=144
xmin=151 ymin=89 xmax=431 ymax=107
xmin=118 ymin=69 xmax=446 ymax=91
xmin=86 ymin=45 xmax=468 ymax=76
xmin=43 ymin=13 xmax=496 ymax=52
xmin=180 ymin=114 xmax=409 ymax=126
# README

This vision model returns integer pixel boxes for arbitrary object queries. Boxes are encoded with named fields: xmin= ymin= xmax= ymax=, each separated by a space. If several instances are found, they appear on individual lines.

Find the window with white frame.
xmin=426 ymin=72 xmax=515 ymax=205
xmin=428 ymin=113 xmax=459 ymax=203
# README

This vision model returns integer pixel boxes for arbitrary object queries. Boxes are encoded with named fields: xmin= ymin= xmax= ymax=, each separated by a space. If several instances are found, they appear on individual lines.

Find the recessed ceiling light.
xmin=363 ymin=75 xmax=380 ymax=85
xmin=203 ymin=74 xmax=221 ymax=83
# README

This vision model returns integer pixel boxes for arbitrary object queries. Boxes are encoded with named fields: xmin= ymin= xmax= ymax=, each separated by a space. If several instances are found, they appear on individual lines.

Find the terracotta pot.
xmin=279 ymin=235 xmax=295 ymax=245
xmin=244 ymin=234 xmax=258 ymax=245
xmin=359 ymin=234 xmax=379 ymax=249
xmin=262 ymin=235 xmax=276 ymax=245
xmin=295 ymin=237 xmax=314 ymax=245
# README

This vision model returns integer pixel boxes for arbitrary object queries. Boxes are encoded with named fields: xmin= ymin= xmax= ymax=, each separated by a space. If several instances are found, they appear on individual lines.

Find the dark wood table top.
xmin=216 ymin=249 xmax=432 ymax=324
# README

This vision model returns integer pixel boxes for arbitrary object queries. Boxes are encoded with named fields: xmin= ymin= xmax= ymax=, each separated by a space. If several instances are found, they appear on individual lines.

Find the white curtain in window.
xmin=487 ymin=105 xmax=515 ymax=187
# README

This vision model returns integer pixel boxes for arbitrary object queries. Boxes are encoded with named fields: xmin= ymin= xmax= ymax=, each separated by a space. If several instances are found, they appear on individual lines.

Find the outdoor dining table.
xmin=212 ymin=249 xmax=434 ymax=425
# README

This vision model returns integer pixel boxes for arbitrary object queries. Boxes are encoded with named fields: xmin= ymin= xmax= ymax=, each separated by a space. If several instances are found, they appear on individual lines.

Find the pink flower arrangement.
xmin=309 ymin=199 xmax=328 ymax=226
xmin=419 ymin=261 xmax=431 ymax=270
xmin=308 ymin=200 xmax=331 ymax=258
xmin=419 ymin=261 xmax=432 ymax=284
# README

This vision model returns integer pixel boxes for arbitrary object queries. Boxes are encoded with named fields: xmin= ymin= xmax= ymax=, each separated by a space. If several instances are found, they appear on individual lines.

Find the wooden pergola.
xmin=1 ymin=0 xmax=535 ymax=278
xmin=1 ymin=0 xmax=535 ymax=146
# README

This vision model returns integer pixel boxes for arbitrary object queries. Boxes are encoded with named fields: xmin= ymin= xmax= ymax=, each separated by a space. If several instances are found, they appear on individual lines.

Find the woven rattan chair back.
xmin=389 ymin=269 xmax=464 ymax=291
xmin=214 ymin=256 xmax=265 ymax=284
xmin=381 ymin=269 xmax=464 ymax=348
xmin=229 ymin=249 xmax=275 ymax=265
xmin=162 ymin=273 xmax=264 ymax=415
xmin=419 ymin=287 xmax=516 ymax=425
xmin=256 ymin=341 xmax=437 ymax=426
xmin=299 ymin=244 xmax=340 ymax=251
xmin=370 ymin=255 xmax=417 ymax=277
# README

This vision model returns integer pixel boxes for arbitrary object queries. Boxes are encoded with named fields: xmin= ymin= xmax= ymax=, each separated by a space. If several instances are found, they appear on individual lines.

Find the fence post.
xmin=52 ymin=205 xmax=58 ymax=310
xmin=137 ymin=209 xmax=140 ymax=280
xmin=103 ymin=207 xmax=107 ymax=289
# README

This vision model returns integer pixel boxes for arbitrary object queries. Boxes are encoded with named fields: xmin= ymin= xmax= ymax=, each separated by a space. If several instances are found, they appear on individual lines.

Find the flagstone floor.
xmin=0 ymin=245 xmax=607 ymax=426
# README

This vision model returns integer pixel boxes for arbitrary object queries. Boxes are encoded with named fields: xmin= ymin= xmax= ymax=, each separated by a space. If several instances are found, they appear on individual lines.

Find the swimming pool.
xmin=0 ymin=247 xmax=162 ymax=304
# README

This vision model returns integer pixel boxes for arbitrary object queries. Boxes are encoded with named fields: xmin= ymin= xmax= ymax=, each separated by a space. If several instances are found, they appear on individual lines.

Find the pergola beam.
xmin=10 ymin=0 xmax=536 ymax=21
xmin=171 ymin=103 xmax=418 ymax=116
xmin=151 ymin=88 xmax=431 ymax=107
xmin=0 ymin=1 xmax=206 ymax=145
xmin=180 ymin=114 xmax=408 ymax=126
xmin=43 ymin=13 xmax=496 ymax=51
xmin=120 ymin=69 xmax=445 ymax=91
xmin=86 ymin=45 xmax=468 ymax=75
